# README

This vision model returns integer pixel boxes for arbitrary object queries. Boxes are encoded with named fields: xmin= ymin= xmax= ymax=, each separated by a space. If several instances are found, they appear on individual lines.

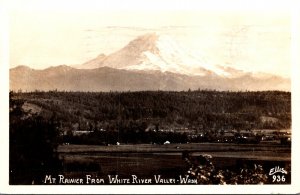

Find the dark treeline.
xmin=9 ymin=92 xmax=62 ymax=184
xmin=65 ymin=130 xmax=188 ymax=145
xmin=12 ymin=90 xmax=291 ymax=133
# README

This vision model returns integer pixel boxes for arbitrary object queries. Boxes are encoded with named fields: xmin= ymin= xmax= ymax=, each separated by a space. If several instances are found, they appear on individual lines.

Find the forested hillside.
xmin=11 ymin=90 xmax=291 ymax=134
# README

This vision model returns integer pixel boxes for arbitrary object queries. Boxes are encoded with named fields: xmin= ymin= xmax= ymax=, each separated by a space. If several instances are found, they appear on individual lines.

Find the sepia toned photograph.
xmin=3 ymin=0 xmax=299 ymax=193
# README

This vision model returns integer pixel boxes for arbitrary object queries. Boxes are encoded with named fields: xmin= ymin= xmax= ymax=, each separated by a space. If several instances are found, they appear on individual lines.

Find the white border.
xmin=1 ymin=0 xmax=300 ymax=194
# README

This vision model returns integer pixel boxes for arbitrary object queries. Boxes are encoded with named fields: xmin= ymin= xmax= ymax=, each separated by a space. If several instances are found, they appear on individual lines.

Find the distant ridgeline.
xmin=10 ymin=90 xmax=291 ymax=135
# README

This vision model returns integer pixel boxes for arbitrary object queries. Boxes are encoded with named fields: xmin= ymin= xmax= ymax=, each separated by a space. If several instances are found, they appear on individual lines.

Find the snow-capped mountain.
xmin=79 ymin=33 xmax=245 ymax=78
xmin=10 ymin=33 xmax=290 ymax=92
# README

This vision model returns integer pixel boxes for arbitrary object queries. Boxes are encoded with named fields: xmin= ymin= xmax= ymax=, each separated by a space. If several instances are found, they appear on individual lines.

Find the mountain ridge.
xmin=10 ymin=64 xmax=290 ymax=92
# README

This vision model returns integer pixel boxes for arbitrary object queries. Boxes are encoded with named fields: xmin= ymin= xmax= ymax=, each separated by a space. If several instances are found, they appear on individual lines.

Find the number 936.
xmin=272 ymin=175 xmax=285 ymax=182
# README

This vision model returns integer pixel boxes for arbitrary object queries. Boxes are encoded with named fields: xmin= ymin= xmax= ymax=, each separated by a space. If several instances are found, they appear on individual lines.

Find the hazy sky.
xmin=8 ymin=0 xmax=292 ymax=77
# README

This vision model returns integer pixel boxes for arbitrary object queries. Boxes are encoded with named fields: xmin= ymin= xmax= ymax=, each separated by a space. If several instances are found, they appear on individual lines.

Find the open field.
xmin=58 ymin=142 xmax=290 ymax=161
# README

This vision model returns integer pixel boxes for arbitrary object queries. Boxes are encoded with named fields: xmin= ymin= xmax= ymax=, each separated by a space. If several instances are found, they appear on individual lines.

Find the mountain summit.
xmin=81 ymin=33 xmax=159 ymax=69
xmin=80 ymin=33 xmax=241 ymax=77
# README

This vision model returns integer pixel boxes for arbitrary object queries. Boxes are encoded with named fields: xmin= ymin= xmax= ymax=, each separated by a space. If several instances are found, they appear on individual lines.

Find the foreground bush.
xmin=183 ymin=153 xmax=271 ymax=184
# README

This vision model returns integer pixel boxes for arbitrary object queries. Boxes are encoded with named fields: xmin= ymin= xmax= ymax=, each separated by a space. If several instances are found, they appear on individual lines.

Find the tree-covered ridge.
xmin=12 ymin=90 xmax=291 ymax=133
